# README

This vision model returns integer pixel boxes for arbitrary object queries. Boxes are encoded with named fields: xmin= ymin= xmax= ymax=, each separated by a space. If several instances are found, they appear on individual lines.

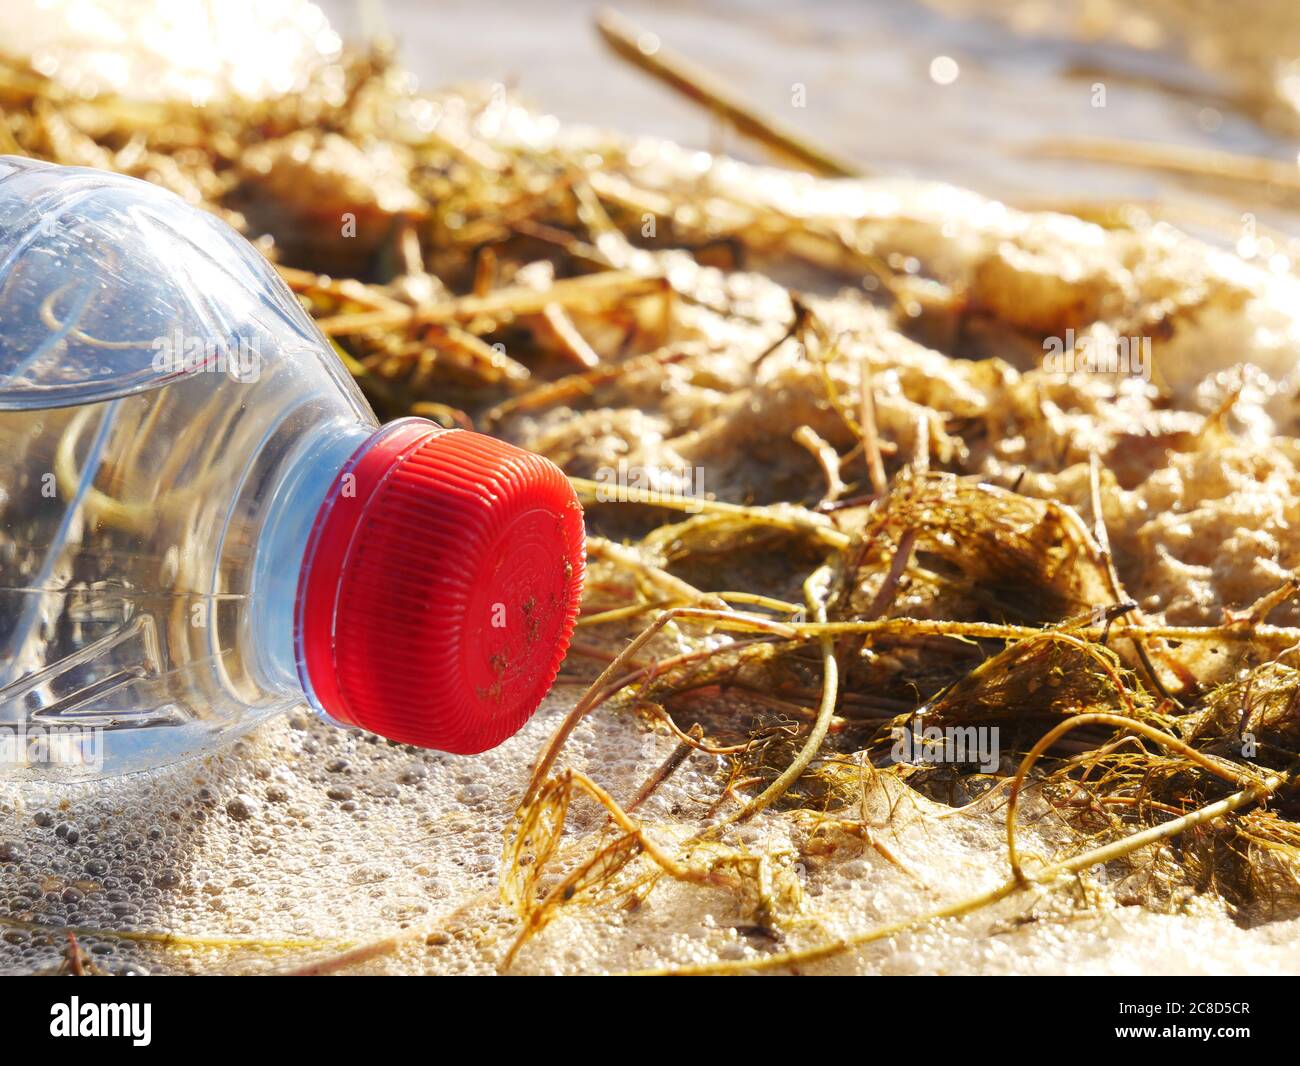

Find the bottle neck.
xmin=248 ymin=418 xmax=375 ymax=707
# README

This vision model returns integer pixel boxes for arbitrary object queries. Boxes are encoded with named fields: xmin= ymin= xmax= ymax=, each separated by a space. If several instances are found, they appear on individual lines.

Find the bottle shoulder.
xmin=0 ymin=156 xmax=354 ymax=412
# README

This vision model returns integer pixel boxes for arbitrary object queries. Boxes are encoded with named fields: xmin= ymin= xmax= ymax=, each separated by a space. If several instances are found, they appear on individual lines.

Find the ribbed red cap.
xmin=296 ymin=419 xmax=585 ymax=753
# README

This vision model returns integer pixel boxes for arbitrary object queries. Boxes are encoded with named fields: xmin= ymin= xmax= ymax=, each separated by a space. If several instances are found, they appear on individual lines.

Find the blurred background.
xmin=310 ymin=0 xmax=1300 ymax=249
xmin=10 ymin=0 xmax=1300 ymax=253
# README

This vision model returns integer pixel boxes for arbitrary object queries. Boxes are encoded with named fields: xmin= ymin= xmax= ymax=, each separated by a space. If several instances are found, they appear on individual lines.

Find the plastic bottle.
xmin=0 ymin=156 xmax=586 ymax=780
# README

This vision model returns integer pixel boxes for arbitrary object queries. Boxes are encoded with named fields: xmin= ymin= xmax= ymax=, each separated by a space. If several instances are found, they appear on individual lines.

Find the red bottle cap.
xmin=296 ymin=419 xmax=585 ymax=753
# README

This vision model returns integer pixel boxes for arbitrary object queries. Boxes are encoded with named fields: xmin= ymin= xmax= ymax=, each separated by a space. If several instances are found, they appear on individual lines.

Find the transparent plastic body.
xmin=0 ymin=156 xmax=380 ymax=780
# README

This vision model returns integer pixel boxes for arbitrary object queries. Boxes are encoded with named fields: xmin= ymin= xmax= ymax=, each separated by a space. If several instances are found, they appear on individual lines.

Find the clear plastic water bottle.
xmin=0 ymin=156 xmax=586 ymax=780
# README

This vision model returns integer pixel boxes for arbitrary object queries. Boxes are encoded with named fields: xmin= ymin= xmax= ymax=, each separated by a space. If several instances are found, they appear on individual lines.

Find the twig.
xmin=792 ymin=425 xmax=846 ymax=505
xmin=857 ymin=361 xmax=888 ymax=497
xmin=1026 ymin=136 xmax=1300 ymax=196
xmin=1087 ymin=451 xmax=1185 ymax=706
xmin=594 ymin=8 xmax=863 ymax=178
xmin=568 ymin=476 xmax=851 ymax=549
xmin=628 ymin=723 xmax=705 ymax=812
xmin=542 ymin=303 xmax=602 ymax=368
xmin=315 ymin=270 xmax=667 ymax=335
